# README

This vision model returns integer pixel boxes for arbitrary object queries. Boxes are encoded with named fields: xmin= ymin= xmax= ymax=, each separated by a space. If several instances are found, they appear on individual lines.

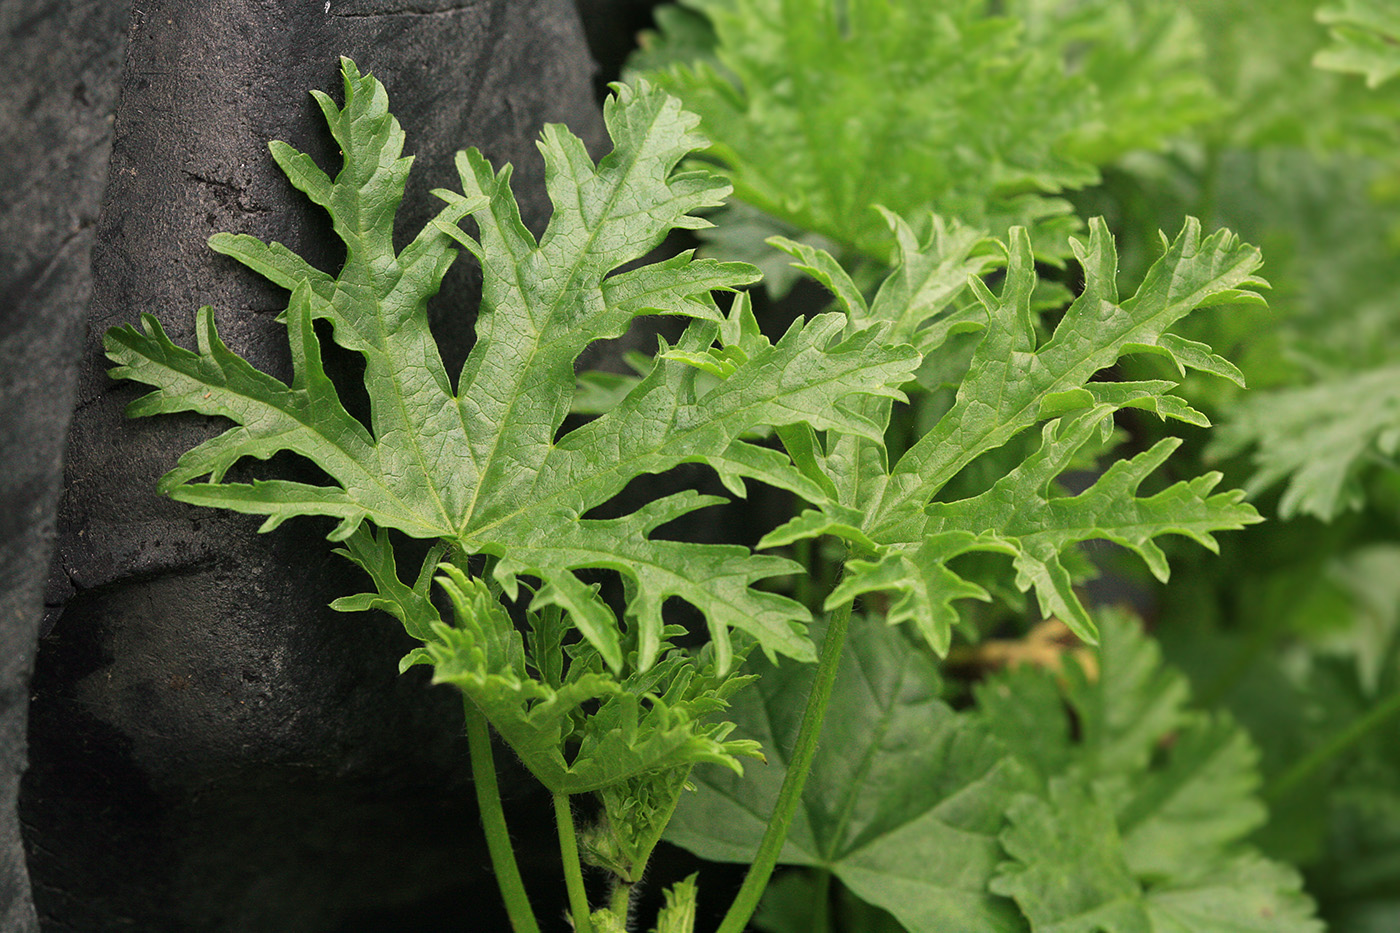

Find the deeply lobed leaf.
xmin=104 ymin=59 xmax=919 ymax=673
xmin=418 ymin=564 xmax=759 ymax=796
xmin=760 ymin=216 xmax=1265 ymax=651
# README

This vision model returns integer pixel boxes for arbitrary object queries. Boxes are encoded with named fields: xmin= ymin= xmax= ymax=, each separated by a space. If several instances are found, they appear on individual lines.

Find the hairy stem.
xmin=609 ymin=879 xmax=635 ymax=928
xmin=716 ymin=598 xmax=855 ymax=933
xmin=555 ymin=793 xmax=595 ymax=933
xmin=466 ymin=703 xmax=541 ymax=933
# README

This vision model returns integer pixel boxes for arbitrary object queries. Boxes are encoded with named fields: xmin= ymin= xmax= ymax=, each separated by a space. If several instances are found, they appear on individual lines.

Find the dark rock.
xmin=1 ymin=1 xmax=130 ymax=929
xmin=13 ymin=2 xmax=607 ymax=929
xmin=574 ymin=0 xmax=665 ymax=98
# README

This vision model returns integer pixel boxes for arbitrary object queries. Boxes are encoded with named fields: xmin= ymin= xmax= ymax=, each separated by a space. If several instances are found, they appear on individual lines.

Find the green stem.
xmin=813 ymin=868 xmax=833 ymax=933
xmin=716 ymin=599 xmax=855 ymax=933
xmin=609 ymin=880 xmax=634 ymax=927
xmin=1265 ymin=684 xmax=1400 ymax=803
xmin=555 ymin=793 xmax=595 ymax=933
xmin=466 ymin=703 xmax=541 ymax=933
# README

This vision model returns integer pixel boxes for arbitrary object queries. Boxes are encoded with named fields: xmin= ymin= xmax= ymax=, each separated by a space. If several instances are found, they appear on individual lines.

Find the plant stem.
xmin=715 ymin=598 xmax=855 ymax=933
xmin=466 ymin=703 xmax=541 ymax=933
xmin=812 ymin=868 xmax=833 ymax=933
xmin=609 ymin=880 xmax=634 ymax=926
xmin=555 ymin=793 xmax=595 ymax=933
xmin=1265 ymin=684 xmax=1400 ymax=803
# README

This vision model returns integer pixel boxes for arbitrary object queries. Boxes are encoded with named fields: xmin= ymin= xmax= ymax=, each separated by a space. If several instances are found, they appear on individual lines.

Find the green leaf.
xmin=993 ymin=779 xmax=1322 ymax=933
xmin=994 ymin=779 xmax=1149 ymax=933
xmin=915 ymin=408 xmax=1261 ymax=644
xmin=1141 ymin=854 xmax=1327 ymax=932
xmin=667 ymin=611 xmax=1323 ymax=931
xmin=665 ymin=614 xmax=1033 ymax=932
xmin=862 ymin=210 xmax=1003 ymax=353
xmin=103 ymin=59 xmax=920 ymax=674
xmin=761 ymin=217 xmax=1264 ymax=652
xmin=654 ymin=874 xmax=701 ymax=933
xmin=753 ymin=871 xmax=908 ymax=933
xmin=825 ymin=532 xmax=997 ymax=656
xmin=1315 ymin=1 xmax=1400 ymax=87
xmin=880 ymin=218 xmax=1266 ymax=523
xmin=633 ymin=0 xmax=1219 ymax=260
xmin=329 ymin=526 xmax=445 ymax=645
xmin=1214 ymin=364 xmax=1400 ymax=520
xmin=979 ymin=613 xmax=1323 ymax=932
xmin=594 ymin=873 xmax=701 ymax=933
xmin=424 ymin=564 xmax=759 ymax=796
xmin=1009 ymin=0 xmax=1223 ymax=167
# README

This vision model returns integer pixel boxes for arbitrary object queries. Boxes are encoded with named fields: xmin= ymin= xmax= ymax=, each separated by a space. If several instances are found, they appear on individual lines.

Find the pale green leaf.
xmin=633 ymin=0 xmax=1219 ymax=259
xmin=425 ymin=566 xmax=759 ymax=796
xmin=760 ymin=217 xmax=1263 ymax=652
xmin=980 ymin=613 xmax=1323 ymax=932
xmin=993 ymin=779 xmax=1150 ymax=933
xmin=994 ymin=780 xmax=1321 ymax=933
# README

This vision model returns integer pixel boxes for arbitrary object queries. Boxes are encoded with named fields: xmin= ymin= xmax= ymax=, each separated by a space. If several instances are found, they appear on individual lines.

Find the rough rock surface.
xmin=10 ymin=2 xmax=606 ymax=929
xmin=1 ymin=2 xmax=130 ymax=929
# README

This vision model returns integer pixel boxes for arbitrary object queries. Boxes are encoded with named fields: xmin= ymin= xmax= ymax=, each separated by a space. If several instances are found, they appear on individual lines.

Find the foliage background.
xmin=616 ymin=1 xmax=1400 ymax=930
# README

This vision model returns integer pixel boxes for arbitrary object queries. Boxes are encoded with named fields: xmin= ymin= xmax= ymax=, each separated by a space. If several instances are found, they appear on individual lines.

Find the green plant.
xmin=104 ymin=47 xmax=1316 ymax=933
xmin=631 ymin=0 xmax=1220 ymax=290
xmin=630 ymin=1 xmax=1400 ymax=929
xmin=105 ymin=58 xmax=915 ymax=933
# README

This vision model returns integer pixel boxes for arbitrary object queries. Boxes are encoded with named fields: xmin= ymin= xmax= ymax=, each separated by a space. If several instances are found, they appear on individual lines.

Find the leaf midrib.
xmin=456 ymin=103 xmax=673 ymax=536
xmin=817 ymin=650 xmax=912 ymax=864
xmin=335 ymin=98 xmax=458 ymax=534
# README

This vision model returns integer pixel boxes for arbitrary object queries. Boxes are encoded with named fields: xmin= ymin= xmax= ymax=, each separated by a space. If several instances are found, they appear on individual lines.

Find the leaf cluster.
xmin=754 ymin=212 xmax=1264 ymax=654
xmin=101 ymin=59 xmax=921 ymax=906
xmin=630 ymin=0 xmax=1220 ymax=269
xmin=99 ymin=40 xmax=1327 ymax=933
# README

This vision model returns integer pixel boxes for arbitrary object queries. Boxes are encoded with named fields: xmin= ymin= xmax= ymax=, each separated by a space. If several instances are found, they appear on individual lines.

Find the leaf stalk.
xmin=466 ymin=702 xmax=541 ymax=933
xmin=715 ymin=596 xmax=855 ymax=933
xmin=555 ymin=793 xmax=595 ymax=933
xmin=1265 ymin=682 xmax=1400 ymax=803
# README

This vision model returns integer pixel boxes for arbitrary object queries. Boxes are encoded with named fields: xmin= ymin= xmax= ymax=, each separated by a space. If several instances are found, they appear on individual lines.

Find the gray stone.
xmin=10 ymin=1 xmax=607 ymax=929
xmin=1 ymin=1 xmax=130 ymax=929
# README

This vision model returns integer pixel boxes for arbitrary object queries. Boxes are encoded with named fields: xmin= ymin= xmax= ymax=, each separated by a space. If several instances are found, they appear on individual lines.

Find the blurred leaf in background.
xmin=629 ymin=0 xmax=1220 ymax=287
